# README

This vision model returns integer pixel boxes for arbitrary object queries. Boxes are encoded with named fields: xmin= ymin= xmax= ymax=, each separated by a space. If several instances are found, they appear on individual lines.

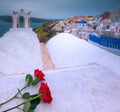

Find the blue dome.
xmin=79 ymin=20 xmax=87 ymax=24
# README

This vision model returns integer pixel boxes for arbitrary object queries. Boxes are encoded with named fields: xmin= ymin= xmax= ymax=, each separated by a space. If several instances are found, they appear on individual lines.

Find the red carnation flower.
xmin=41 ymin=90 xmax=53 ymax=103
xmin=39 ymin=82 xmax=53 ymax=103
xmin=39 ymin=82 xmax=50 ymax=93
xmin=34 ymin=69 xmax=45 ymax=81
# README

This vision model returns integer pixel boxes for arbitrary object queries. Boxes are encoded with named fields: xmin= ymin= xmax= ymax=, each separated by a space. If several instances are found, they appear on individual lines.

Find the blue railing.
xmin=88 ymin=34 xmax=120 ymax=49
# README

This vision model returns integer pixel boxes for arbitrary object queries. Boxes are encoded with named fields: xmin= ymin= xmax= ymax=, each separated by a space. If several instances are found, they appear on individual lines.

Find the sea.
xmin=0 ymin=21 xmax=44 ymax=37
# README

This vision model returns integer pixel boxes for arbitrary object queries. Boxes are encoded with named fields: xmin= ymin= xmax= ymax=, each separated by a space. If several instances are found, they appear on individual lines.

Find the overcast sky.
xmin=0 ymin=0 xmax=120 ymax=19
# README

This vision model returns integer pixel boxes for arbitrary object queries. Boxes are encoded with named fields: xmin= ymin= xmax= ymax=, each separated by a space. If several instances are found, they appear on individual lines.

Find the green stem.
xmin=2 ymin=94 xmax=41 ymax=112
xmin=0 ymin=86 xmax=27 ymax=106
xmin=17 ymin=107 xmax=23 ymax=111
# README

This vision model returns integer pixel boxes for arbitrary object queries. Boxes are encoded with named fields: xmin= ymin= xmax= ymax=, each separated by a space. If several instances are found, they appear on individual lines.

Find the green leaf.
xmin=23 ymin=102 xmax=31 ymax=112
xmin=28 ymin=110 xmax=35 ymax=112
xmin=26 ymin=74 xmax=33 ymax=86
xmin=30 ymin=95 xmax=41 ymax=110
xmin=22 ymin=92 xmax=30 ymax=99
xmin=32 ymin=78 xmax=40 ymax=86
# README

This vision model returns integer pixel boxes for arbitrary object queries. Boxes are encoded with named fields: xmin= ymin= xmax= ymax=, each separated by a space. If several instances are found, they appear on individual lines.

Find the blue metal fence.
xmin=88 ymin=34 xmax=120 ymax=49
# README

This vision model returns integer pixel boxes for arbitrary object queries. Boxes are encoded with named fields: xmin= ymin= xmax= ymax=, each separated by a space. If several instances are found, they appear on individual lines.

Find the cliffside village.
xmin=52 ymin=11 xmax=120 ymax=39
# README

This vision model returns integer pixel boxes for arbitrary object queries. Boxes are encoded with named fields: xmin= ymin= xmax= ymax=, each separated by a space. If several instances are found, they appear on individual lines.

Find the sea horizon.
xmin=0 ymin=20 xmax=44 ymax=37
xmin=0 ymin=15 xmax=64 ymax=37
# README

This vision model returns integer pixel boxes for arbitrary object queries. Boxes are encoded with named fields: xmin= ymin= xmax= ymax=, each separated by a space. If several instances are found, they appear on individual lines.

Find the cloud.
xmin=0 ymin=0 xmax=120 ymax=19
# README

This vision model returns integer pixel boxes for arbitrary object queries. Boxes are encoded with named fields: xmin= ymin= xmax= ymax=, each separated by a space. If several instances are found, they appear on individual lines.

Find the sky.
xmin=0 ymin=0 xmax=120 ymax=19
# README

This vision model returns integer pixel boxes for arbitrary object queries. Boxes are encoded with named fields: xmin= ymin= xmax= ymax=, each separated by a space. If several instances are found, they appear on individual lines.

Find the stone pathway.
xmin=40 ymin=43 xmax=55 ymax=70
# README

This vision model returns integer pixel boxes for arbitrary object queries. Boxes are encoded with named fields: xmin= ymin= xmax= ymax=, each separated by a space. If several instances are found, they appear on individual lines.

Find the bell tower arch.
xmin=12 ymin=9 xmax=31 ymax=29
